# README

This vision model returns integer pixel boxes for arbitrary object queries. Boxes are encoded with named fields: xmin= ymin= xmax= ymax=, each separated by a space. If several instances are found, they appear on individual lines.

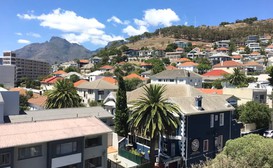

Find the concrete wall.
xmin=13 ymin=143 xmax=47 ymax=168
xmin=83 ymin=134 xmax=108 ymax=168
xmin=0 ymin=93 xmax=4 ymax=123
xmin=0 ymin=91 xmax=19 ymax=116
xmin=0 ymin=65 xmax=16 ymax=88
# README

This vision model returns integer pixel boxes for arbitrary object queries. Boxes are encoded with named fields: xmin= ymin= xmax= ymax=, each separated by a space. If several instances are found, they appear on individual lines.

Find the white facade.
xmin=0 ymin=90 xmax=20 ymax=123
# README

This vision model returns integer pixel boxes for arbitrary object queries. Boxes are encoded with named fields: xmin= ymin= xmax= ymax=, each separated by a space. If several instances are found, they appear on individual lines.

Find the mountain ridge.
xmin=15 ymin=36 xmax=95 ymax=64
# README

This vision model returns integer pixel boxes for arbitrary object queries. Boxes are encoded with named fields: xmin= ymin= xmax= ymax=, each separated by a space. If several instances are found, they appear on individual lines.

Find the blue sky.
xmin=1 ymin=0 xmax=272 ymax=52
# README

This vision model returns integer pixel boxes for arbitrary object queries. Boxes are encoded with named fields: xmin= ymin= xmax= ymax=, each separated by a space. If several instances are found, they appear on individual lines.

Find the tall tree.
xmin=114 ymin=69 xmax=129 ymax=137
xmin=45 ymin=79 xmax=82 ymax=109
xmin=128 ymin=85 xmax=181 ymax=167
xmin=268 ymin=67 xmax=273 ymax=86
xmin=224 ymin=68 xmax=247 ymax=87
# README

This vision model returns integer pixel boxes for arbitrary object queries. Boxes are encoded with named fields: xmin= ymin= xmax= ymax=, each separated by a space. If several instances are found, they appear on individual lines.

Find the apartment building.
xmin=0 ymin=65 xmax=16 ymax=88
xmin=1 ymin=51 xmax=50 ymax=83
xmin=0 ymin=117 xmax=112 ymax=168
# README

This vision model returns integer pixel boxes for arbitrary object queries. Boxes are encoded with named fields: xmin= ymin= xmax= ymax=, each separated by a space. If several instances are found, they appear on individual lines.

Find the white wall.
xmin=0 ymin=91 xmax=19 ymax=116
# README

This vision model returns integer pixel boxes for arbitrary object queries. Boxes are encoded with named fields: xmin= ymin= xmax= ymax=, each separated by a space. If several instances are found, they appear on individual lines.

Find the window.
xmin=85 ymin=157 xmax=102 ymax=168
xmin=216 ymin=135 xmax=223 ymax=151
xmin=170 ymin=79 xmax=174 ymax=82
xmin=210 ymin=114 xmax=214 ymax=128
xmin=203 ymin=140 xmax=209 ymax=152
xmin=220 ymin=113 xmax=224 ymax=126
xmin=88 ymin=89 xmax=93 ymax=94
xmin=85 ymin=136 xmax=102 ymax=148
xmin=0 ymin=153 xmax=10 ymax=166
xmin=56 ymin=142 xmax=77 ymax=156
xmin=98 ymin=91 xmax=104 ymax=95
xmin=18 ymin=145 xmax=42 ymax=159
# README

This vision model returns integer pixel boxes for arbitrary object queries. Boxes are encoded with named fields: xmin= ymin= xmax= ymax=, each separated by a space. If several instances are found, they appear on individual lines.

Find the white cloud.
xmin=17 ymin=8 xmax=124 ymax=46
xmin=123 ymin=25 xmax=148 ymax=36
xmin=134 ymin=19 xmax=148 ymax=26
xmin=184 ymin=21 xmax=188 ymax=26
xmin=27 ymin=32 xmax=41 ymax=38
xmin=143 ymin=8 xmax=180 ymax=27
xmin=15 ymin=32 xmax=22 ymax=36
xmin=17 ymin=39 xmax=31 ymax=44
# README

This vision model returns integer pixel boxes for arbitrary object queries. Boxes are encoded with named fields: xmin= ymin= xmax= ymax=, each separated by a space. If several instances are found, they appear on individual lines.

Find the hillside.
xmin=124 ymin=18 xmax=273 ymax=47
xmin=15 ymin=37 xmax=95 ymax=64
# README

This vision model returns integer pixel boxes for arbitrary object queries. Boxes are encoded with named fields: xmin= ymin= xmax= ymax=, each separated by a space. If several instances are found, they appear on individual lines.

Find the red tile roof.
xmin=176 ymin=48 xmax=184 ymax=51
xmin=232 ymin=55 xmax=242 ymax=59
xmin=53 ymin=70 xmax=67 ymax=75
xmin=124 ymin=73 xmax=145 ymax=81
xmin=140 ymin=62 xmax=152 ymax=66
xmin=28 ymin=93 xmax=47 ymax=107
xmin=203 ymin=70 xmax=229 ymax=76
xmin=41 ymin=76 xmax=63 ymax=84
xmin=266 ymin=45 xmax=273 ymax=49
xmin=213 ymin=61 xmax=243 ymax=68
xmin=100 ymin=65 xmax=114 ymax=70
xmin=102 ymin=77 xmax=117 ymax=85
xmin=197 ymin=88 xmax=223 ymax=95
xmin=178 ymin=61 xmax=199 ymax=67
xmin=217 ymin=47 xmax=229 ymax=51
xmin=73 ymin=79 xmax=88 ymax=87
xmin=165 ymin=65 xmax=178 ymax=70
xmin=79 ymin=59 xmax=89 ymax=64
xmin=250 ymin=51 xmax=260 ymax=55
xmin=176 ymin=58 xmax=191 ymax=62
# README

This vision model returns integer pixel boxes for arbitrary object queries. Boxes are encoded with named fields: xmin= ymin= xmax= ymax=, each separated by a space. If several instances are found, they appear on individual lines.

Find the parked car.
xmin=263 ymin=130 xmax=273 ymax=138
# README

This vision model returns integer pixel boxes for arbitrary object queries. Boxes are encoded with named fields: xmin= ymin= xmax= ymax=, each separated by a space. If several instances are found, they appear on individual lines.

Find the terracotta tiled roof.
xmin=213 ymin=61 xmax=243 ymax=68
xmin=41 ymin=76 xmax=63 ymax=84
xmin=217 ymin=47 xmax=229 ymax=51
xmin=203 ymin=70 xmax=229 ymax=77
xmin=9 ymin=88 xmax=27 ymax=96
xmin=100 ymin=65 xmax=114 ymax=70
xmin=53 ymin=70 xmax=67 ymax=75
xmin=74 ymin=79 xmax=88 ymax=87
xmin=232 ymin=55 xmax=242 ymax=59
xmin=250 ymin=51 xmax=260 ymax=55
xmin=124 ymin=73 xmax=145 ymax=81
xmin=165 ymin=65 xmax=178 ymax=70
xmin=176 ymin=58 xmax=191 ymax=62
xmin=28 ymin=93 xmax=47 ymax=107
xmin=176 ymin=48 xmax=184 ymax=51
xmin=102 ymin=77 xmax=117 ymax=85
xmin=79 ymin=59 xmax=89 ymax=64
xmin=140 ymin=62 xmax=152 ymax=66
xmin=266 ymin=45 xmax=273 ymax=49
xmin=118 ymin=61 xmax=126 ymax=65
xmin=197 ymin=88 xmax=223 ymax=95
xmin=178 ymin=61 xmax=199 ymax=67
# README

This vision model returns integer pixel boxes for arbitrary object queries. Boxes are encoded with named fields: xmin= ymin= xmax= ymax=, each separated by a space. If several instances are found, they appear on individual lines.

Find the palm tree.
xmin=128 ymin=84 xmax=181 ymax=167
xmin=45 ymin=79 xmax=82 ymax=109
xmin=224 ymin=68 xmax=246 ymax=87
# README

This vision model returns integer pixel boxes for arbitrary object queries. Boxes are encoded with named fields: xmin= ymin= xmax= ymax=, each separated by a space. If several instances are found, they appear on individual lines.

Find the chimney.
xmin=195 ymin=95 xmax=203 ymax=110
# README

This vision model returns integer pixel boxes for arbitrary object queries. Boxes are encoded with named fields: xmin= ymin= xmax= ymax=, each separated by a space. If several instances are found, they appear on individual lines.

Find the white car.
xmin=263 ymin=130 xmax=273 ymax=138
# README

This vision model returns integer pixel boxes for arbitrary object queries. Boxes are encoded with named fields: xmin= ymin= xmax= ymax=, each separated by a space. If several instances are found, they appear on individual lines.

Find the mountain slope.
xmin=15 ymin=37 xmax=95 ymax=64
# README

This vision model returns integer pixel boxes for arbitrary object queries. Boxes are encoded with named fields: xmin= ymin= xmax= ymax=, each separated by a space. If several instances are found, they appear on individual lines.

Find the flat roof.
xmin=8 ymin=106 xmax=113 ymax=123
xmin=0 ymin=117 xmax=112 ymax=148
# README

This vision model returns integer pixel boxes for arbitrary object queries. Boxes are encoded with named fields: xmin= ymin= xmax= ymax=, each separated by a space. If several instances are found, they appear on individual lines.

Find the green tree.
xmin=64 ymin=66 xmax=79 ymax=73
xmin=120 ymin=45 xmax=129 ymax=52
xmin=0 ymin=84 xmax=4 ymax=88
xmin=228 ymin=41 xmax=236 ymax=55
xmin=45 ymin=79 xmax=82 ymax=109
xmin=128 ymin=85 xmax=181 ymax=167
xmin=121 ymin=63 xmax=135 ymax=74
xmin=212 ymin=79 xmax=223 ymax=89
xmin=268 ymin=67 xmax=273 ymax=86
xmin=69 ymin=74 xmax=80 ymax=83
xmin=224 ymin=68 xmax=247 ymax=87
xmin=162 ymin=58 xmax=171 ymax=65
xmin=165 ymin=43 xmax=178 ymax=52
xmin=19 ymin=95 xmax=29 ymax=112
xmin=195 ymin=58 xmax=211 ymax=74
xmin=124 ymin=78 xmax=143 ymax=91
xmin=237 ymin=101 xmax=271 ymax=129
xmin=114 ymin=72 xmax=129 ymax=137
xmin=244 ymin=46 xmax=251 ymax=54
xmin=146 ymin=58 xmax=165 ymax=74
xmin=192 ymin=134 xmax=273 ymax=168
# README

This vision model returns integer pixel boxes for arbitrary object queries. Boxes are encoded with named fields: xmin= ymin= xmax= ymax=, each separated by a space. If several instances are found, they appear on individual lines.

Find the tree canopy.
xmin=45 ymin=79 xmax=82 ymax=109
xmin=237 ymin=101 xmax=271 ymax=129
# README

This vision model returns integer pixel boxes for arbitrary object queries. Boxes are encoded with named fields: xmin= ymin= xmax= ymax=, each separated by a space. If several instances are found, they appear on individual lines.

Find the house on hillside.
xmin=202 ymin=69 xmax=229 ymax=83
xmin=209 ymin=53 xmax=232 ymax=65
xmin=76 ymin=78 xmax=118 ymax=105
xmin=212 ymin=60 xmax=243 ymax=74
xmin=177 ymin=61 xmax=199 ymax=72
xmin=150 ymin=69 xmax=203 ymax=88
xmin=41 ymin=76 xmax=64 ymax=91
